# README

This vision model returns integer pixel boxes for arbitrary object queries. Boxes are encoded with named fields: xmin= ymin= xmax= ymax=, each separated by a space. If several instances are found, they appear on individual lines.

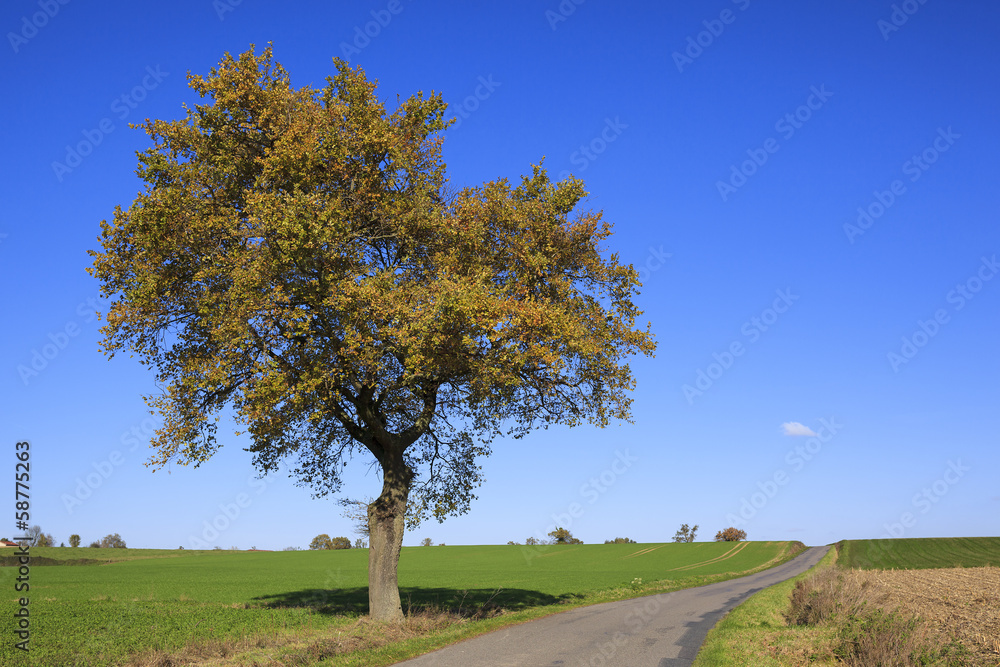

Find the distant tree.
xmin=100 ymin=533 xmax=127 ymax=548
xmin=330 ymin=536 xmax=352 ymax=550
xmin=178 ymin=546 xmax=185 ymax=550
xmin=604 ymin=537 xmax=636 ymax=544
xmin=438 ymin=543 xmax=445 ymax=546
xmin=525 ymin=537 xmax=539 ymax=546
xmin=507 ymin=540 xmax=520 ymax=545
xmin=36 ymin=533 xmax=54 ymax=548
xmin=310 ymin=534 xmax=333 ymax=550
xmin=69 ymin=534 xmax=81 ymax=548
xmin=24 ymin=525 xmax=42 ymax=546
xmin=673 ymin=524 xmax=698 ymax=543
xmin=420 ymin=538 xmax=433 ymax=547
xmin=283 ymin=546 xmax=302 ymax=551
xmin=714 ymin=527 xmax=747 ymax=542
xmin=548 ymin=527 xmax=583 ymax=545
xmin=88 ymin=541 xmax=100 ymax=548
xmin=354 ymin=538 xmax=367 ymax=549
xmin=213 ymin=545 xmax=223 ymax=550
xmin=60 ymin=542 xmax=65 ymax=547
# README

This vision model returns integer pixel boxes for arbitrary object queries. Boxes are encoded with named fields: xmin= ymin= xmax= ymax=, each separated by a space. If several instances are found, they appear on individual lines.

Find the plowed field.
xmin=849 ymin=566 xmax=1000 ymax=665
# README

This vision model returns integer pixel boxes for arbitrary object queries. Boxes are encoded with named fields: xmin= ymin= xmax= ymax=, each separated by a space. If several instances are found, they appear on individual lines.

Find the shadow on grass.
xmin=253 ymin=586 xmax=584 ymax=616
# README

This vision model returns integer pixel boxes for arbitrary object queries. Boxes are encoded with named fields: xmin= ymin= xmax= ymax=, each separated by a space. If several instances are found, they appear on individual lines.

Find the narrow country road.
xmin=395 ymin=545 xmax=830 ymax=666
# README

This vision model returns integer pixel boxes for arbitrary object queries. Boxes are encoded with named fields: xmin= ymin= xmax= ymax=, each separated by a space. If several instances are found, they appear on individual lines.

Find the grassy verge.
xmin=126 ymin=541 xmax=807 ymax=666
xmin=692 ymin=545 xmax=839 ymax=667
xmin=694 ymin=540 xmax=993 ymax=667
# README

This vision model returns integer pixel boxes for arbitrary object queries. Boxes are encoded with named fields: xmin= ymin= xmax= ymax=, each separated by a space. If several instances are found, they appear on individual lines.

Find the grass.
xmin=692 ymin=544 xmax=839 ymax=667
xmin=0 ymin=540 xmax=803 ymax=666
xmin=837 ymin=536 xmax=1000 ymax=570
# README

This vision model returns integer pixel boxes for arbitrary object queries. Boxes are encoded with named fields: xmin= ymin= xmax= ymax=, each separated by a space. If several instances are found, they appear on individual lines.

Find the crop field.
xmin=1 ymin=541 xmax=801 ymax=666
xmin=694 ymin=537 xmax=1000 ymax=666
xmin=837 ymin=536 xmax=1000 ymax=570
xmin=846 ymin=566 xmax=1000 ymax=664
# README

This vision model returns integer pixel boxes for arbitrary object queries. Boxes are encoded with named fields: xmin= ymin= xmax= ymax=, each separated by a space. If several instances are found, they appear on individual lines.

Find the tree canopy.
xmin=715 ymin=527 xmax=747 ymax=542
xmin=89 ymin=45 xmax=655 ymax=620
xmin=548 ymin=527 xmax=583 ymax=544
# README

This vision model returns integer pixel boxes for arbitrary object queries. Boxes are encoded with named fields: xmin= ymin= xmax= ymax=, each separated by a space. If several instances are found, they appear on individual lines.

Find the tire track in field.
xmin=667 ymin=542 xmax=750 ymax=572
xmin=623 ymin=545 xmax=664 ymax=559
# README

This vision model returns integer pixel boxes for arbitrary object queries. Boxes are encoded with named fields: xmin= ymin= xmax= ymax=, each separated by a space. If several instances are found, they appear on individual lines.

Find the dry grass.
xmin=782 ymin=566 xmax=1000 ymax=666
xmin=846 ymin=567 xmax=1000 ymax=666
xmin=124 ymin=600 xmax=507 ymax=666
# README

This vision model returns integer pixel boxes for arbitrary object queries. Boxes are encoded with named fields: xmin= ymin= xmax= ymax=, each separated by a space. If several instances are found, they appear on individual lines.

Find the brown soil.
xmin=848 ymin=566 xmax=1000 ymax=665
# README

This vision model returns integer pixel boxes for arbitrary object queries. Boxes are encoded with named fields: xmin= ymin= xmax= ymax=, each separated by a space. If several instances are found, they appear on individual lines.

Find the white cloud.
xmin=781 ymin=421 xmax=817 ymax=437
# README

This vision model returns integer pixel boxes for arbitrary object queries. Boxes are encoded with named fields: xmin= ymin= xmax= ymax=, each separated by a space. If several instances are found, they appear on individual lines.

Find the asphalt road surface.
xmin=396 ymin=545 xmax=830 ymax=666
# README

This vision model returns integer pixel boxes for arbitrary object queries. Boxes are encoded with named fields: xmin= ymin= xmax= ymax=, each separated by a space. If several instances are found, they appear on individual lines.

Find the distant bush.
xmin=330 ymin=536 xmax=352 ymax=550
xmin=420 ymin=538 xmax=433 ymax=547
xmin=548 ymin=527 xmax=582 ymax=544
xmin=309 ymin=534 xmax=332 ymax=550
xmin=714 ymin=527 xmax=746 ymax=542
xmin=99 ymin=533 xmax=126 ymax=549
xmin=604 ymin=537 xmax=636 ymax=544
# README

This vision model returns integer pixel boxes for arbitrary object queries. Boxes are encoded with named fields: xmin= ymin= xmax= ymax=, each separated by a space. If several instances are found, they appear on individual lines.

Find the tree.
xmin=38 ymin=533 xmax=55 ymax=547
xmin=24 ymin=525 xmax=42 ymax=546
xmin=506 ymin=540 xmax=519 ymax=545
xmin=604 ymin=537 xmax=636 ymax=544
xmin=309 ymin=534 xmax=333 ymax=550
xmin=420 ymin=537 xmax=433 ymax=547
xmin=548 ymin=527 xmax=583 ymax=545
xmin=100 ymin=533 xmax=127 ymax=548
xmin=715 ymin=527 xmax=747 ymax=542
xmin=88 ymin=541 xmax=100 ymax=548
xmin=525 ymin=537 xmax=540 ymax=546
xmin=330 ymin=536 xmax=352 ymax=549
xmin=69 ymin=534 xmax=81 ymax=548
xmin=354 ymin=538 xmax=367 ymax=549
xmin=89 ymin=46 xmax=655 ymax=621
xmin=673 ymin=523 xmax=698 ymax=543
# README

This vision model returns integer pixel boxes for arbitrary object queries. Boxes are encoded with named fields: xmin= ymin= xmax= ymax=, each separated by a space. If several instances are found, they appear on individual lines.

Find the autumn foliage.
xmin=89 ymin=45 xmax=655 ymax=621
xmin=715 ymin=527 xmax=747 ymax=542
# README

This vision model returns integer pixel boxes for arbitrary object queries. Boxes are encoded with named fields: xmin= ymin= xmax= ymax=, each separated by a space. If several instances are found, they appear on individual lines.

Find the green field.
xmin=837 ymin=536 xmax=1000 ymax=570
xmin=1 ymin=541 xmax=801 ymax=666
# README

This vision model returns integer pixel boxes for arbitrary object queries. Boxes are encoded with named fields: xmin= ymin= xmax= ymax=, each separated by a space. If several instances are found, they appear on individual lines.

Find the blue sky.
xmin=2 ymin=0 xmax=998 ymax=550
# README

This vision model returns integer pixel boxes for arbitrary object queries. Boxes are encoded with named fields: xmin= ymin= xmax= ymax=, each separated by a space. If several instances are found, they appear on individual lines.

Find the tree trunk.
xmin=367 ymin=457 xmax=413 ymax=622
